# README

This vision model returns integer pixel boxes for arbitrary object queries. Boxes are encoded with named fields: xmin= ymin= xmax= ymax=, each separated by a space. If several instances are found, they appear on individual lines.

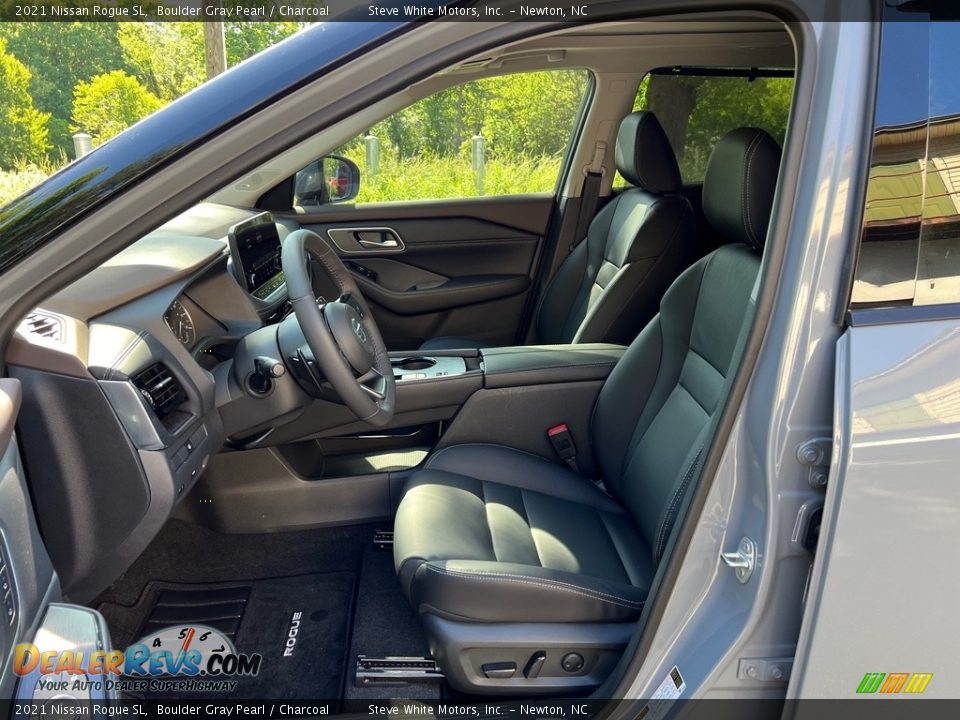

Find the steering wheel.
xmin=281 ymin=229 xmax=395 ymax=426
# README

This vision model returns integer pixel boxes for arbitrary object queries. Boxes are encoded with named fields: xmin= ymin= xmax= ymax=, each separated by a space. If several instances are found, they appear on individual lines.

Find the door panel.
xmin=294 ymin=195 xmax=554 ymax=350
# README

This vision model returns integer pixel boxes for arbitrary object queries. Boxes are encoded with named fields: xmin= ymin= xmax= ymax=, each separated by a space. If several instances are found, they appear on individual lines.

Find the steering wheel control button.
xmin=482 ymin=662 xmax=517 ymax=679
xmin=561 ymin=652 xmax=585 ymax=673
xmin=523 ymin=651 xmax=547 ymax=679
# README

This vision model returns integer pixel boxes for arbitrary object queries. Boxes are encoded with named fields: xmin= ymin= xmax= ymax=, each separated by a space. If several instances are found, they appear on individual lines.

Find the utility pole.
xmin=203 ymin=18 xmax=227 ymax=80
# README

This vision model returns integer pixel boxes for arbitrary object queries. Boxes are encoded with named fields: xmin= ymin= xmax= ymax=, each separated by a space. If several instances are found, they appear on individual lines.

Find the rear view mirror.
xmin=294 ymin=155 xmax=361 ymax=206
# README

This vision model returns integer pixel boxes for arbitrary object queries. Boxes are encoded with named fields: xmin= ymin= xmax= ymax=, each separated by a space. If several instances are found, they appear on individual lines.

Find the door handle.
xmin=327 ymin=227 xmax=405 ymax=253
xmin=357 ymin=234 xmax=399 ymax=249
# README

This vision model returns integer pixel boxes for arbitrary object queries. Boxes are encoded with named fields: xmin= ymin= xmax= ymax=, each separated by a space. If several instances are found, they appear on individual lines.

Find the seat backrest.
xmin=535 ymin=111 xmax=696 ymax=346
xmin=591 ymin=126 xmax=782 ymax=563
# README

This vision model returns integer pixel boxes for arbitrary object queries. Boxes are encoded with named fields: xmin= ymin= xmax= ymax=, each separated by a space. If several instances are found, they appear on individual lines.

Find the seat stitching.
xmin=741 ymin=131 xmax=764 ymax=247
xmin=518 ymin=489 xmax=543 ymax=569
xmin=480 ymin=481 xmax=499 ymax=563
xmin=655 ymin=446 xmax=704 ymax=563
xmin=423 ymin=564 xmax=645 ymax=608
xmin=632 ymin=113 xmax=654 ymax=190
xmin=597 ymin=511 xmax=637 ymax=586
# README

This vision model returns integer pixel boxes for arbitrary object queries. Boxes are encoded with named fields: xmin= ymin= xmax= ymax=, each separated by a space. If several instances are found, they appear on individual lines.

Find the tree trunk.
xmin=647 ymin=75 xmax=697 ymax=161
xmin=203 ymin=20 xmax=227 ymax=80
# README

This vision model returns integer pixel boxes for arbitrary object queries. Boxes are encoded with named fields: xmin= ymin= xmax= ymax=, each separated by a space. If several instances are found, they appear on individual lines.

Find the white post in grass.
xmin=73 ymin=133 xmax=92 ymax=158
xmin=472 ymin=133 xmax=485 ymax=196
xmin=364 ymin=133 xmax=380 ymax=177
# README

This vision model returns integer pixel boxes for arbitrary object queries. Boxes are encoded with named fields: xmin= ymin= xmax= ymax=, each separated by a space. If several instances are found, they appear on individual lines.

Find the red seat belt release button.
xmin=547 ymin=423 xmax=579 ymax=471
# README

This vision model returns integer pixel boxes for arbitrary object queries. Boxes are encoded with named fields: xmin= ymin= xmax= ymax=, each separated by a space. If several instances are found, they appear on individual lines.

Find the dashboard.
xmin=6 ymin=203 xmax=301 ymax=602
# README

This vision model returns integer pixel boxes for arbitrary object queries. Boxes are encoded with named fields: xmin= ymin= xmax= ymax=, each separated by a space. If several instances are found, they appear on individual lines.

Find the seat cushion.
xmin=419 ymin=336 xmax=493 ymax=351
xmin=394 ymin=444 xmax=653 ymax=623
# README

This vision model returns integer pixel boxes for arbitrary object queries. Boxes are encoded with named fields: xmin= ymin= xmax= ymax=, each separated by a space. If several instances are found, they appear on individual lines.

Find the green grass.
xmin=349 ymin=153 xmax=562 ymax=204
xmin=1 ymin=153 xmax=563 ymax=208
xmin=0 ymin=164 xmax=50 ymax=206
xmin=0 ymin=153 xmax=70 ymax=206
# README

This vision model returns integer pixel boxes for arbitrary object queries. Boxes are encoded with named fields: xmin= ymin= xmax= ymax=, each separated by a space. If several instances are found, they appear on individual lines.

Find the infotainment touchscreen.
xmin=227 ymin=212 xmax=284 ymax=299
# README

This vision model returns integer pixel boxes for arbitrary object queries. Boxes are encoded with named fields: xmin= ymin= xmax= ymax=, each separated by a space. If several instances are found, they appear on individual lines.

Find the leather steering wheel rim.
xmin=281 ymin=228 xmax=396 ymax=426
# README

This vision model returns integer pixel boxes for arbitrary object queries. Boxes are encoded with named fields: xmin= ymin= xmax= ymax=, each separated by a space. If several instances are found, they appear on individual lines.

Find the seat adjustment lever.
xmin=523 ymin=651 xmax=546 ymax=679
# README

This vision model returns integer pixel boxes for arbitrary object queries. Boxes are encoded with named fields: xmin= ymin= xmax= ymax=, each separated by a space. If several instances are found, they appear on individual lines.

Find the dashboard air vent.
xmin=132 ymin=363 xmax=186 ymax=421
xmin=19 ymin=311 xmax=63 ymax=343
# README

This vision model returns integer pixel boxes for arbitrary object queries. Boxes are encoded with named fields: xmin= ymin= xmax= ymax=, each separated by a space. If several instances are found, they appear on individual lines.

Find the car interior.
xmin=4 ymin=17 xmax=795 ymax=703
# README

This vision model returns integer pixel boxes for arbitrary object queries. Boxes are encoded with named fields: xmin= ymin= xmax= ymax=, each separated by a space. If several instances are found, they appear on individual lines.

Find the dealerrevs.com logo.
xmin=14 ymin=625 xmax=261 ymax=694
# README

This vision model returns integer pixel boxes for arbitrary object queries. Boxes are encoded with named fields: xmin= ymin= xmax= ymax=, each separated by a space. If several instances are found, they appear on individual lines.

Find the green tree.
xmin=0 ymin=23 xmax=126 ymax=155
xmin=224 ymin=22 xmax=305 ymax=65
xmin=71 ymin=70 xmax=163 ymax=146
xmin=355 ymin=70 xmax=589 ymax=161
xmin=118 ymin=23 xmax=204 ymax=102
xmin=0 ymin=38 xmax=51 ymax=168
xmin=633 ymin=74 xmax=793 ymax=179
xmin=480 ymin=71 xmax=587 ymax=158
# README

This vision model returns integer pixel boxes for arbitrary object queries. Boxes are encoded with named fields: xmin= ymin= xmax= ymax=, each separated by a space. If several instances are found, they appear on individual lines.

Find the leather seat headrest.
xmin=703 ymin=127 xmax=782 ymax=251
xmin=614 ymin=111 xmax=681 ymax=193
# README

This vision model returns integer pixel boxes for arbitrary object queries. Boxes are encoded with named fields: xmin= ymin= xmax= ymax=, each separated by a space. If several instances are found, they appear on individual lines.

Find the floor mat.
xmin=345 ymin=545 xmax=439 ymax=700
xmin=99 ymin=573 xmax=354 ymax=699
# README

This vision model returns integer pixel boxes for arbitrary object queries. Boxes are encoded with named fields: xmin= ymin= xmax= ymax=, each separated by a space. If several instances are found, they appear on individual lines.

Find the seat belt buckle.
xmin=547 ymin=423 xmax=580 ymax=473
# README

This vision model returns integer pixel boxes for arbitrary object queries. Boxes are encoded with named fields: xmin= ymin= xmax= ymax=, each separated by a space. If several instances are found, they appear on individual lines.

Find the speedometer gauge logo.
xmin=126 ymin=625 xmax=261 ymax=677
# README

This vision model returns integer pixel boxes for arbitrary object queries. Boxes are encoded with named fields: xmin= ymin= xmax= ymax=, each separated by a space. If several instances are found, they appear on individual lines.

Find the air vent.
xmin=19 ymin=311 xmax=63 ymax=343
xmin=132 ymin=363 xmax=186 ymax=422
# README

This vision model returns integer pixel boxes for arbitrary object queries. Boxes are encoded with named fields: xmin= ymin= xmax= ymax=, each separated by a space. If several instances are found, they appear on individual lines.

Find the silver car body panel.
xmin=790 ymin=322 xmax=960 ymax=698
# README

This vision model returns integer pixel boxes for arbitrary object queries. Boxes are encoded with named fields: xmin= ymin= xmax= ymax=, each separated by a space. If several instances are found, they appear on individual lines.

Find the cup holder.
xmin=392 ymin=356 xmax=437 ymax=371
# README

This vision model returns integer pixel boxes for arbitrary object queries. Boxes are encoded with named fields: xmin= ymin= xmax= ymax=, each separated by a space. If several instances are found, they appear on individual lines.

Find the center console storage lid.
xmin=480 ymin=344 xmax=625 ymax=389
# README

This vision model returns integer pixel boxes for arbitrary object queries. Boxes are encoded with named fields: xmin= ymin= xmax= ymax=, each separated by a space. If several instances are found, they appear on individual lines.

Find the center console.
xmin=388 ymin=343 xmax=624 ymax=388
xmin=392 ymin=354 xmax=470 ymax=382
xmin=385 ymin=343 xmax=626 ymax=480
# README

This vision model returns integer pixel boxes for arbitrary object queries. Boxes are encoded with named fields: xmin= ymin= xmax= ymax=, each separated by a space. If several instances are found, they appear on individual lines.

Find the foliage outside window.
xmin=615 ymin=71 xmax=793 ymax=186
xmin=0 ymin=22 xmax=306 ymax=207
xmin=326 ymin=70 xmax=590 ymax=204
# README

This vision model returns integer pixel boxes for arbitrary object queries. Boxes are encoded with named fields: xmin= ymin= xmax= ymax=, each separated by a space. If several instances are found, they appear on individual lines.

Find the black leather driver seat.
xmin=394 ymin=127 xmax=782 ymax=693
xmin=420 ymin=111 xmax=695 ymax=351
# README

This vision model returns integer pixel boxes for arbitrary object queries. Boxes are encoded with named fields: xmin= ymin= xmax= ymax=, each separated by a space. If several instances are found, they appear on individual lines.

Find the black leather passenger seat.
xmin=420 ymin=111 xmax=696 ymax=351
xmin=393 ymin=126 xmax=782 ymax=695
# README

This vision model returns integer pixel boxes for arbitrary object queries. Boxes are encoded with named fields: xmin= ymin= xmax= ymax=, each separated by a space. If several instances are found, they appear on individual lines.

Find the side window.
xmin=614 ymin=70 xmax=793 ymax=185
xmin=297 ymin=70 xmax=590 ymax=206
xmin=851 ymin=20 xmax=960 ymax=309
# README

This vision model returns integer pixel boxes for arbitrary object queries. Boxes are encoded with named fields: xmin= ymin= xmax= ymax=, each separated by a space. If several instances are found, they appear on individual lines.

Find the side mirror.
xmin=294 ymin=155 xmax=361 ymax=206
